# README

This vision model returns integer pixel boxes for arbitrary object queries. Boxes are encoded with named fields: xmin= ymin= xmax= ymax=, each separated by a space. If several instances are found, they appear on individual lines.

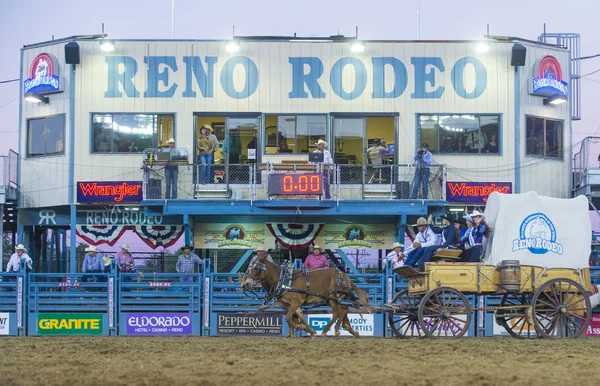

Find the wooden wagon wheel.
xmin=496 ymin=293 xmax=539 ymax=339
xmin=388 ymin=289 xmax=423 ymax=338
xmin=418 ymin=287 xmax=471 ymax=338
xmin=531 ymin=278 xmax=592 ymax=339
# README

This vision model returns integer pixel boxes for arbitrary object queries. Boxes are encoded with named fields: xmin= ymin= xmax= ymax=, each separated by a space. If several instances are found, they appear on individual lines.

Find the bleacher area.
xmin=1 ymin=261 xmax=599 ymax=337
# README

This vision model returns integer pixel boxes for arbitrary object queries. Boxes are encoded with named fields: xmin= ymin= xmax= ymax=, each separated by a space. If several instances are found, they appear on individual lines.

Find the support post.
xmin=335 ymin=249 xmax=364 ymax=282
xmin=230 ymin=249 xmax=254 ymax=273
xmin=69 ymin=205 xmax=77 ymax=273
xmin=44 ymin=229 xmax=50 ymax=273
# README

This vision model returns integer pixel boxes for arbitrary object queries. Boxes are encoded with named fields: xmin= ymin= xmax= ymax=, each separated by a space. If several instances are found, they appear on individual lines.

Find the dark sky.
xmin=1 ymin=0 xmax=599 ymax=155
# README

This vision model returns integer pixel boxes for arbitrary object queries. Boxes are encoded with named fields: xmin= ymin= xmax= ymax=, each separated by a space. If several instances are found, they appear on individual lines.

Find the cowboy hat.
xmin=85 ymin=245 xmax=97 ymax=252
xmin=315 ymin=139 xmax=328 ymax=147
xmin=120 ymin=243 xmax=131 ymax=251
xmin=392 ymin=242 xmax=403 ymax=249
xmin=456 ymin=218 xmax=467 ymax=226
xmin=103 ymin=256 xmax=112 ymax=267
xmin=463 ymin=214 xmax=473 ymax=222
xmin=442 ymin=214 xmax=455 ymax=223
xmin=201 ymin=124 xmax=214 ymax=133
xmin=15 ymin=244 xmax=26 ymax=251
xmin=255 ymin=247 xmax=268 ymax=252
xmin=312 ymin=245 xmax=322 ymax=250
xmin=182 ymin=245 xmax=193 ymax=250
xmin=469 ymin=210 xmax=485 ymax=219
xmin=414 ymin=217 xmax=428 ymax=227
xmin=167 ymin=138 xmax=175 ymax=144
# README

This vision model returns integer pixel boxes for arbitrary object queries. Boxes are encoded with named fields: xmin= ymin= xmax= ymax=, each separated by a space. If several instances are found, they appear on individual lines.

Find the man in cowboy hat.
xmin=163 ymin=137 xmax=180 ymax=199
xmin=6 ymin=244 xmax=32 ymax=273
xmin=411 ymin=142 xmax=433 ymax=199
xmin=176 ymin=245 xmax=204 ymax=283
xmin=415 ymin=214 xmax=457 ymax=271
xmin=404 ymin=217 xmax=441 ymax=269
xmin=82 ymin=245 xmax=104 ymax=289
xmin=385 ymin=242 xmax=405 ymax=268
xmin=313 ymin=139 xmax=333 ymax=199
xmin=304 ymin=245 xmax=330 ymax=270
xmin=248 ymin=247 xmax=274 ymax=268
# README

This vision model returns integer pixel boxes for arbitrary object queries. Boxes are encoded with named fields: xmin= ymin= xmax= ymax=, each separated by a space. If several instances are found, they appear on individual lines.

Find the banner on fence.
xmin=318 ymin=224 xmax=394 ymax=250
xmin=37 ymin=313 xmax=103 ymax=335
xmin=0 ymin=313 xmax=9 ymax=335
xmin=195 ymin=223 xmax=275 ymax=249
xmin=217 ymin=313 xmax=283 ymax=336
xmin=307 ymin=314 xmax=374 ymax=336
xmin=584 ymin=314 xmax=600 ymax=337
xmin=126 ymin=313 xmax=193 ymax=335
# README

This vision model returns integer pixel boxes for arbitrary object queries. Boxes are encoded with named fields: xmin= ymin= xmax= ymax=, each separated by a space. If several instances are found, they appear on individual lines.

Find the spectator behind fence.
xmin=304 ymin=245 xmax=329 ymax=270
xmin=6 ymin=244 xmax=32 ymax=274
xmin=176 ymin=246 xmax=203 ymax=283
xmin=164 ymin=138 xmax=180 ymax=199
xmin=248 ymin=247 xmax=274 ymax=267
xmin=116 ymin=243 xmax=135 ymax=274
xmin=82 ymin=246 xmax=104 ymax=287
xmin=223 ymin=276 xmax=240 ymax=292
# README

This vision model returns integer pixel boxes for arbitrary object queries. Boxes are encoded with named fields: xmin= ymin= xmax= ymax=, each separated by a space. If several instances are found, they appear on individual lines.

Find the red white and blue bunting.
xmin=76 ymin=225 xmax=128 ymax=247
xmin=133 ymin=225 xmax=184 ymax=249
xmin=266 ymin=223 xmax=324 ymax=250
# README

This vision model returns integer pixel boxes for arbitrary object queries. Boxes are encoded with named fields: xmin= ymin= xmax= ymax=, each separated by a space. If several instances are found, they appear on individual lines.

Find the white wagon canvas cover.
xmin=483 ymin=191 xmax=591 ymax=270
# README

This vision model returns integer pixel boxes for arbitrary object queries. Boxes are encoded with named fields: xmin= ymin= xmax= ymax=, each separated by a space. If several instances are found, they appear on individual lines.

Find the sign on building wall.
xmin=77 ymin=181 xmax=143 ymax=203
xmin=19 ymin=206 xmax=182 ymax=226
xmin=529 ymin=55 xmax=568 ymax=97
xmin=446 ymin=182 xmax=512 ymax=204
xmin=317 ymin=224 xmax=394 ymax=250
xmin=24 ymin=53 xmax=63 ymax=95
xmin=195 ymin=223 xmax=274 ymax=249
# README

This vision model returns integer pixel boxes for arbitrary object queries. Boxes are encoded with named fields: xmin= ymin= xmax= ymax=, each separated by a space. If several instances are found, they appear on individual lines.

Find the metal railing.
xmin=142 ymin=163 xmax=447 ymax=201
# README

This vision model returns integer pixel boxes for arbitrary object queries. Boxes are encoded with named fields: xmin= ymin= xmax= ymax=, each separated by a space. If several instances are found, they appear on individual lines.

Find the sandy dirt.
xmin=0 ymin=336 xmax=598 ymax=386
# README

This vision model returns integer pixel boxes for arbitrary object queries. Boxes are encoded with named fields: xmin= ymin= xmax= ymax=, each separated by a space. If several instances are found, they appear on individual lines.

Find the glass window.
xmin=526 ymin=116 xmax=562 ymax=159
xmin=27 ymin=115 xmax=65 ymax=157
xmin=264 ymin=115 xmax=326 ymax=154
xmin=333 ymin=118 xmax=364 ymax=164
xmin=418 ymin=114 xmax=500 ymax=155
xmin=91 ymin=113 xmax=173 ymax=153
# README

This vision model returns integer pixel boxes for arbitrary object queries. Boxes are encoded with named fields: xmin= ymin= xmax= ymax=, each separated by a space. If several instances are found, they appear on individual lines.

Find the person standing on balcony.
xmin=411 ymin=143 xmax=433 ymax=199
xmin=164 ymin=138 xmax=179 ymax=199
xmin=304 ymin=245 xmax=330 ymax=270
xmin=198 ymin=126 xmax=216 ymax=184
xmin=176 ymin=246 xmax=203 ymax=283
xmin=313 ymin=139 xmax=333 ymax=199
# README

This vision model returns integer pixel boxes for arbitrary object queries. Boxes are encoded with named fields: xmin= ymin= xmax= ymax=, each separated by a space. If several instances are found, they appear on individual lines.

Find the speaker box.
xmin=511 ymin=43 xmax=526 ymax=67
xmin=65 ymin=42 xmax=80 ymax=65
xmin=396 ymin=181 xmax=410 ymax=199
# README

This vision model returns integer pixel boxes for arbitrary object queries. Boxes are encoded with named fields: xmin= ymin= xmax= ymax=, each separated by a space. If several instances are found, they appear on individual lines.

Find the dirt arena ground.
xmin=1 ymin=336 xmax=599 ymax=386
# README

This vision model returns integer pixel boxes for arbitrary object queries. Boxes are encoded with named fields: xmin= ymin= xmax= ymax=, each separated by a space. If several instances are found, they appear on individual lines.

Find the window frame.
xmin=416 ymin=113 xmax=502 ymax=156
xmin=89 ymin=112 xmax=176 ymax=154
xmin=26 ymin=113 xmax=66 ymax=158
xmin=524 ymin=115 xmax=564 ymax=161
xmin=263 ymin=114 xmax=328 ymax=155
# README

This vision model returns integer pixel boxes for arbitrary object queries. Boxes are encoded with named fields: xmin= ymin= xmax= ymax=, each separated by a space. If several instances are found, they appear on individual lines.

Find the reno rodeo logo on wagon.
xmin=512 ymin=213 xmax=564 ymax=255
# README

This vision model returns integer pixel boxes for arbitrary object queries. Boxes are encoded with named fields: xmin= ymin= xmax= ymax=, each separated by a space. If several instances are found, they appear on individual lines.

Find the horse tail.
xmin=350 ymin=281 xmax=372 ymax=313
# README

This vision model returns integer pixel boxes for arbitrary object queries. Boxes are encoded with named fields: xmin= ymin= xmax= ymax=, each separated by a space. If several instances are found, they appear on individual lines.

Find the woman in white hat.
xmin=385 ymin=242 xmax=405 ymax=268
xmin=82 ymin=245 xmax=104 ymax=286
xmin=116 ymin=243 xmax=135 ymax=273
xmin=467 ymin=210 xmax=490 ymax=262
xmin=248 ymin=246 xmax=274 ymax=267
xmin=164 ymin=138 xmax=180 ymax=199
xmin=5 ymin=244 xmax=32 ymax=273
xmin=304 ymin=245 xmax=330 ymax=270
xmin=313 ymin=139 xmax=333 ymax=199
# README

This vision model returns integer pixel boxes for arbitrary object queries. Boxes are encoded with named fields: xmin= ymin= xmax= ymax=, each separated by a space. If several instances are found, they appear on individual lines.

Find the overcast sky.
xmin=1 ymin=0 xmax=599 ymax=156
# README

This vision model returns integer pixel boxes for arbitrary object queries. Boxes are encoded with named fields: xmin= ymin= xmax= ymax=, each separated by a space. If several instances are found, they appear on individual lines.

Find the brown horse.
xmin=240 ymin=254 xmax=371 ymax=338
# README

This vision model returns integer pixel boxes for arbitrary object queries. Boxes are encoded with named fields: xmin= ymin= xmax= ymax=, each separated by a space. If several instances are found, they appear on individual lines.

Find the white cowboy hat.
xmin=392 ymin=242 xmax=403 ymax=249
xmin=167 ymin=138 xmax=175 ymax=144
xmin=315 ymin=139 xmax=328 ymax=147
xmin=102 ymin=256 xmax=112 ymax=266
xmin=469 ymin=210 xmax=485 ymax=219
xmin=85 ymin=245 xmax=97 ymax=252
xmin=15 ymin=244 xmax=26 ymax=251
xmin=120 ymin=243 xmax=131 ymax=251
xmin=312 ymin=245 xmax=322 ymax=250
xmin=201 ymin=124 xmax=214 ymax=133
xmin=255 ymin=247 xmax=267 ymax=252
xmin=414 ymin=217 xmax=428 ymax=227
xmin=463 ymin=215 xmax=473 ymax=222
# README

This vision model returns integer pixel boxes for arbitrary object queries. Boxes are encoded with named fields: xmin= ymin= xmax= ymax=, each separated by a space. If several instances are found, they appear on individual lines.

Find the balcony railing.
xmin=142 ymin=162 xmax=446 ymax=202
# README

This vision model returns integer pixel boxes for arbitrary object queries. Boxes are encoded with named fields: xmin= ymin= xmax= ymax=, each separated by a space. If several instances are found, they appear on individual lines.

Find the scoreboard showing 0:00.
xmin=267 ymin=173 xmax=322 ymax=195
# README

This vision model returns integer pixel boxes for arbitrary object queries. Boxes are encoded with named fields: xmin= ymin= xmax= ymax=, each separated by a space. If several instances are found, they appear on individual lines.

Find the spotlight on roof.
xmin=476 ymin=41 xmax=490 ymax=53
xmin=100 ymin=39 xmax=115 ymax=52
xmin=351 ymin=40 xmax=365 ymax=53
xmin=226 ymin=40 xmax=240 ymax=53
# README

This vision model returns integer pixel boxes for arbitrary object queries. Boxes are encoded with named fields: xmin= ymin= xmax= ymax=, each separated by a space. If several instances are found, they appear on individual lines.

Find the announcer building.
xmin=16 ymin=32 xmax=576 ymax=273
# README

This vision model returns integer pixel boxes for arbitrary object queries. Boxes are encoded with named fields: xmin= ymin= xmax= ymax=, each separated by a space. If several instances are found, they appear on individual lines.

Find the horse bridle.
xmin=242 ymin=261 xmax=275 ymax=296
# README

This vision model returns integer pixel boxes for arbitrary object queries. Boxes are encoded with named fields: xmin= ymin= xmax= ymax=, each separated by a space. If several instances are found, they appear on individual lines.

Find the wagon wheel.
xmin=531 ymin=278 xmax=592 ymax=339
xmin=388 ymin=289 xmax=423 ymax=338
xmin=496 ymin=293 xmax=539 ymax=339
xmin=418 ymin=287 xmax=471 ymax=338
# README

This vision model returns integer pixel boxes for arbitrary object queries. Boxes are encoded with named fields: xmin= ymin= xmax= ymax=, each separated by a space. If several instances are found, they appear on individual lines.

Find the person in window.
xmin=198 ymin=126 xmax=216 ymax=183
xmin=278 ymin=140 xmax=292 ymax=154
xmin=313 ymin=139 xmax=333 ymax=199
xmin=94 ymin=127 xmax=119 ymax=152
xmin=304 ymin=245 xmax=330 ymax=270
xmin=164 ymin=138 xmax=179 ymax=199
xmin=411 ymin=143 xmax=433 ymax=199
xmin=366 ymin=139 xmax=389 ymax=165
xmin=483 ymin=134 xmax=499 ymax=154
xmin=55 ymin=131 xmax=64 ymax=153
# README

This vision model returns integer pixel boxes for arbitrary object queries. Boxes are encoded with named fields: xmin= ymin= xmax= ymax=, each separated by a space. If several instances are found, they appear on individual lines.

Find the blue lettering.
xmin=182 ymin=56 xmax=217 ymax=98
xmin=220 ymin=56 xmax=259 ymax=99
xmin=288 ymin=57 xmax=325 ymax=98
xmin=104 ymin=56 xmax=140 ymax=98
xmin=411 ymin=57 xmax=445 ymax=99
xmin=372 ymin=57 xmax=408 ymax=98
xmin=330 ymin=57 xmax=367 ymax=100
xmin=451 ymin=56 xmax=487 ymax=99
xmin=144 ymin=56 xmax=178 ymax=98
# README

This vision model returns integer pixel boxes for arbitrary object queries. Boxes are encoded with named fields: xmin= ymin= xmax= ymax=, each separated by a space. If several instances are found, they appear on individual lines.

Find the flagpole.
xmin=171 ymin=0 xmax=175 ymax=39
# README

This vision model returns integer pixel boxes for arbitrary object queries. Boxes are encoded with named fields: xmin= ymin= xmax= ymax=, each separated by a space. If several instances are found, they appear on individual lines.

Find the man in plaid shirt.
xmin=176 ymin=246 xmax=203 ymax=283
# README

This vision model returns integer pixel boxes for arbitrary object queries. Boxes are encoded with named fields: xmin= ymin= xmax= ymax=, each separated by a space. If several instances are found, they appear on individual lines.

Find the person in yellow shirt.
xmin=198 ymin=126 xmax=216 ymax=183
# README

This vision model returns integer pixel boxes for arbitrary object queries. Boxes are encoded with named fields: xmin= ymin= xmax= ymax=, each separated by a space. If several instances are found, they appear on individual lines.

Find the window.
xmin=27 ymin=115 xmax=65 ymax=157
xmin=264 ymin=115 xmax=326 ymax=154
xmin=525 ymin=116 xmax=563 ymax=159
xmin=91 ymin=113 xmax=174 ymax=153
xmin=418 ymin=114 xmax=500 ymax=154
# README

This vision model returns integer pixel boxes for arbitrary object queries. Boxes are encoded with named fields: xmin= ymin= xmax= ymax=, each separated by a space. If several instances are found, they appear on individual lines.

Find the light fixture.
xmin=100 ymin=39 xmax=115 ymax=52
xmin=351 ymin=40 xmax=365 ymax=53
xmin=476 ymin=41 xmax=490 ymax=53
xmin=24 ymin=92 xmax=49 ymax=104
xmin=226 ymin=40 xmax=240 ymax=53
xmin=449 ymin=208 xmax=464 ymax=212
xmin=543 ymin=94 xmax=568 ymax=105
